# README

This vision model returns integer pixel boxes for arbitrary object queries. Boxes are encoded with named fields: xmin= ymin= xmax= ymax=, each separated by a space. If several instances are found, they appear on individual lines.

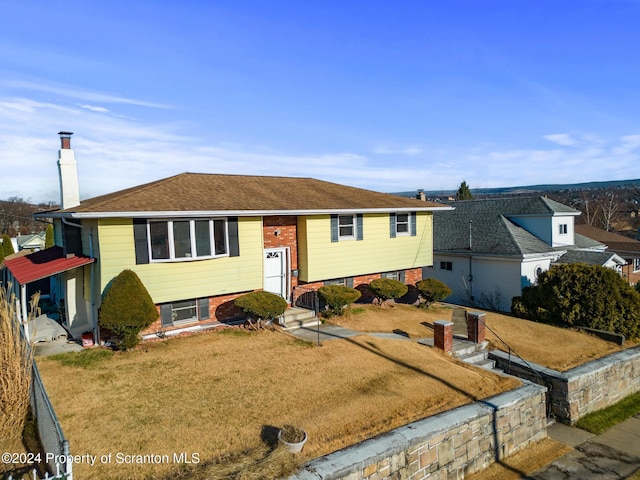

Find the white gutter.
xmin=40 ymin=206 xmax=455 ymax=219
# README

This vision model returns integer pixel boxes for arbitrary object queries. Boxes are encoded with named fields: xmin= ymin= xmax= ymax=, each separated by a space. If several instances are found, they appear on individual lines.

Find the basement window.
xmin=160 ymin=298 xmax=210 ymax=327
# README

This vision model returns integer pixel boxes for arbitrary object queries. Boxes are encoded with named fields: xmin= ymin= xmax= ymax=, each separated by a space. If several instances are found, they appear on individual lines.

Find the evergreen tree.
xmin=456 ymin=181 xmax=473 ymax=200
xmin=99 ymin=269 xmax=158 ymax=349
xmin=512 ymin=264 xmax=640 ymax=340
xmin=1 ymin=235 xmax=14 ymax=257
xmin=44 ymin=224 xmax=55 ymax=249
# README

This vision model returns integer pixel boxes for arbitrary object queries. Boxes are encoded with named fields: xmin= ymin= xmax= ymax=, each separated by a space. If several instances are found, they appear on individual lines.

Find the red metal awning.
xmin=3 ymin=246 xmax=95 ymax=285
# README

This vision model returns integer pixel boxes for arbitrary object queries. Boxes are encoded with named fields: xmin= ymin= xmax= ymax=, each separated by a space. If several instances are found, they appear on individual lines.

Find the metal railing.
xmin=292 ymin=286 xmax=319 ymax=317
xmin=474 ymin=313 xmax=553 ymax=418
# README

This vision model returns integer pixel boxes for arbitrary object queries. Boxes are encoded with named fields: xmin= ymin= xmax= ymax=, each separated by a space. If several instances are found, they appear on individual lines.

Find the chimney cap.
xmin=58 ymin=131 xmax=74 ymax=136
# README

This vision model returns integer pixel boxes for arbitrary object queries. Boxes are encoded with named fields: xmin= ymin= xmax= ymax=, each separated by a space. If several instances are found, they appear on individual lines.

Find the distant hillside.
xmin=394 ymin=178 xmax=640 ymax=198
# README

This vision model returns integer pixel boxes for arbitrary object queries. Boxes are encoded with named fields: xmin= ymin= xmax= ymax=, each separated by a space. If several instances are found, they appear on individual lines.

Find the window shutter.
xmin=346 ymin=277 xmax=354 ymax=288
xmin=133 ymin=219 xmax=149 ymax=265
xmin=330 ymin=215 xmax=339 ymax=242
xmin=160 ymin=304 xmax=173 ymax=327
xmin=389 ymin=213 xmax=397 ymax=238
xmin=356 ymin=214 xmax=363 ymax=241
xmin=228 ymin=217 xmax=240 ymax=257
xmin=410 ymin=212 xmax=417 ymax=237
xmin=399 ymin=270 xmax=406 ymax=283
xmin=198 ymin=298 xmax=210 ymax=320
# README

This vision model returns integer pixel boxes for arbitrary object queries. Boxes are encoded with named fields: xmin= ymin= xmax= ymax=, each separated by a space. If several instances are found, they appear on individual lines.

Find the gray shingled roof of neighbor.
xmin=42 ymin=173 xmax=450 ymax=218
xmin=554 ymin=250 xmax=622 ymax=266
xmin=433 ymin=196 xmax=587 ymax=256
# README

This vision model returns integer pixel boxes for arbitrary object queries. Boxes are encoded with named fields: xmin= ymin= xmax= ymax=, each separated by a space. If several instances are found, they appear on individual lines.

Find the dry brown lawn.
xmin=37 ymin=327 xmax=518 ymax=480
xmin=465 ymin=438 xmax=572 ymax=480
xmin=332 ymin=303 xmax=627 ymax=371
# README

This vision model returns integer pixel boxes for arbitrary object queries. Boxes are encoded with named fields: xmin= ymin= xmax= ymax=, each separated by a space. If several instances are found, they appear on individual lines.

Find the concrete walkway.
xmin=532 ymin=415 xmax=640 ymax=479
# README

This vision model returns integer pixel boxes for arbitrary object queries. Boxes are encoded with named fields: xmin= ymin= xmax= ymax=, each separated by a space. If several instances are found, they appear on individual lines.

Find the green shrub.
xmin=234 ymin=291 xmax=287 ymax=328
xmin=416 ymin=278 xmax=452 ymax=307
xmin=512 ymin=264 xmax=640 ymax=340
xmin=99 ymin=269 xmax=158 ymax=350
xmin=317 ymin=285 xmax=361 ymax=317
xmin=368 ymin=278 xmax=408 ymax=304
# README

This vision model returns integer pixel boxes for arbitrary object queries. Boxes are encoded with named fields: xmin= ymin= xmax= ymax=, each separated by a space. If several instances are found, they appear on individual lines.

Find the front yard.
xmin=332 ymin=303 xmax=627 ymax=371
xmin=38 ymin=323 xmax=518 ymax=480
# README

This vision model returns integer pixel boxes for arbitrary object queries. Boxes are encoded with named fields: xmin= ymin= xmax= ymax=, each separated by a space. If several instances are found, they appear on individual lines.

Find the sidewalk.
xmin=530 ymin=414 xmax=640 ymax=479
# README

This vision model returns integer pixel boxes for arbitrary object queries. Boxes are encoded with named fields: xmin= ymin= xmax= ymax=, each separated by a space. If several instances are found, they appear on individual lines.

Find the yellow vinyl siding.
xmin=96 ymin=217 xmax=263 ymax=304
xmin=298 ymin=213 xmax=433 ymax=282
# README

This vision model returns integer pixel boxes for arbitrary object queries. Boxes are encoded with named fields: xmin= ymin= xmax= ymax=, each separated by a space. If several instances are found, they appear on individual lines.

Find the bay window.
xmin=149 ymin=218 xmax=228 ymax=262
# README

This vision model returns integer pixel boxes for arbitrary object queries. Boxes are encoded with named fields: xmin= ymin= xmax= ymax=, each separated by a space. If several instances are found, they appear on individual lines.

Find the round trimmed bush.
xmin=317 ymin=285 xmax=361 ymax=317
xmin=235 ymin=291 xmax=287 ymax=326
xmin=99 ymin=269 xmax=158 ymax=350
xmin=416 ymin=278 xmax=452 ymax=307
xmin=368 ymin=278 xmax=408 ymax=304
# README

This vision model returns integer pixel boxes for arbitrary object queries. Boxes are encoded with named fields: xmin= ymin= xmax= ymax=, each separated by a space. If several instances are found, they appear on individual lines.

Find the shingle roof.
xmin=434 ymin=196 xmax=581 ymax=256
xmin=575 ymin=224 xmax=640 ymax=256
xmin=47 ymin=173 xmax=446 ymax=217
xmin=554 ymin=250 xmax=623 ymax=266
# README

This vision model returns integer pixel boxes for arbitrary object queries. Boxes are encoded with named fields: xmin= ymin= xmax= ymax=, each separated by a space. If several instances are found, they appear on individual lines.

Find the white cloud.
xmin=1 ymin=88 xmax=639 ymax=203
xmin=1 ymin=80 xmax=172 ymax=109
xmin=543 ymin=133 xmax=577 ymax=146
xmin=79 ymin=104 xmax=109 ymax=113
xmin=371 ymin=145 xmax=424 ymax=156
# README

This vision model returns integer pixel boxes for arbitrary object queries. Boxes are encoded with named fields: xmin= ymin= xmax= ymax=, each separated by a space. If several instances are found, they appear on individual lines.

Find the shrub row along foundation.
xmin=289 ymin=383 xmax=547 ymax=480
xmin=489 ymin=346 xmax=640 ymax=424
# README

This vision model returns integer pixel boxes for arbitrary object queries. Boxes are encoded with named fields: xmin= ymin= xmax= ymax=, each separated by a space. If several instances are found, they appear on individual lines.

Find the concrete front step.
xmin=281 ymin=307 xmax=320 ymax=331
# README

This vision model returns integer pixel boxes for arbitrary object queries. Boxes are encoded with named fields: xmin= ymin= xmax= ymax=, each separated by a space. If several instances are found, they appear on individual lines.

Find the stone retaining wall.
xmin=290 ymin=383 xmax=547 ymax=480
xmin=489 ymin=346 xmax=640 ymax=424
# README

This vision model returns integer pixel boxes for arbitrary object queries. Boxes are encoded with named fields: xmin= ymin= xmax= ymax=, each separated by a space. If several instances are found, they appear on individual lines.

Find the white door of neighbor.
xmin=264 ymin=248 xmax=288 ymax=300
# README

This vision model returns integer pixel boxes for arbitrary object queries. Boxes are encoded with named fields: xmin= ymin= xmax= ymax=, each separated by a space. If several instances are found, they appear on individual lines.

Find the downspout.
xmin=61 ymin=217 xmax=98 ymax=345
xmin=20 ymin=283 xmax=29 ymax=343
xmin=468 ymin=220 xmax=474 ymax=302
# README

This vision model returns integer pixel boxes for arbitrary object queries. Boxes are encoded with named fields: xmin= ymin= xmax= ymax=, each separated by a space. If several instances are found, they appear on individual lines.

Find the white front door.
xmin=264 ymin=248 xmax=289 ymax=300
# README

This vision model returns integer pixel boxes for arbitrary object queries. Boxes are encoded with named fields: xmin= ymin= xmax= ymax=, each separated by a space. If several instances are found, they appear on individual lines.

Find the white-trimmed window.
xmin=330 ymin=214 xmax=363 ymax=242
xmin=149 ymin=219 xmax=228 ymax=262
xmin=382 ymin=271 xmax=406 ymax=282
xmin=558 ymin=224 xmax=568 ymax=235
xmin=395 ymin=213 xmax=411 ymax=236
xmin=390 ymin=212 xmax=416 ymax=238
xmin=324 ymin=278 xmax=348 ymax=286
xmin=339 ymin=215 xmax=355 ymax=240
xmin=160 ymin=298 xmax=210 ymax=327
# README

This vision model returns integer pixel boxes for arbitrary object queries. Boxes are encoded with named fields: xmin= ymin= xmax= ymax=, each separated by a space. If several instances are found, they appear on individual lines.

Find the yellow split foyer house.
xmin=8 ymin=133 xmax=451 ymax=343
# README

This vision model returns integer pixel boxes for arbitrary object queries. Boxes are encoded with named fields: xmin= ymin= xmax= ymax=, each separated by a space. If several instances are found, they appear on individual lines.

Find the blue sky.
xmin=1 ymin=0 xmax=639 ymax=203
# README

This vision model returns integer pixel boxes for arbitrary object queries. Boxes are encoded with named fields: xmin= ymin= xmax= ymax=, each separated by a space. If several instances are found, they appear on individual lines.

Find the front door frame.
xmin=264 ymin=247 xmax=290 ymax=302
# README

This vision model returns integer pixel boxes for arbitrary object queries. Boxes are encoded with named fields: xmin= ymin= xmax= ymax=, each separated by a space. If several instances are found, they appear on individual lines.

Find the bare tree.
xmin=596 ymin=190 xmax=621 ymax=232
xmin=580 ymin=191 xmax=599 ymax=226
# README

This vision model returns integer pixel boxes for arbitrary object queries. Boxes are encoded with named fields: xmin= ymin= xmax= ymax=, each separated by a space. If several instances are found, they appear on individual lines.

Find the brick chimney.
xmin=57 ymin=131 xmax=80 ymax=209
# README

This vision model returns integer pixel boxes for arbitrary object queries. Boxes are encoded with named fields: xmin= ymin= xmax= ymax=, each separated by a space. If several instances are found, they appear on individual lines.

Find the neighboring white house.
xmin=424 ymin=196 xmax=625 ymax=312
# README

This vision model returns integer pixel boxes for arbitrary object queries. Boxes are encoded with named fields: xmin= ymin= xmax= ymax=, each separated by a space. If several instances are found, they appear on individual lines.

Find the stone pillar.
xmin=434 ymin=320 xmax=454 ymax=353
xmin=467 ymin=311 xmax=486 ymax=344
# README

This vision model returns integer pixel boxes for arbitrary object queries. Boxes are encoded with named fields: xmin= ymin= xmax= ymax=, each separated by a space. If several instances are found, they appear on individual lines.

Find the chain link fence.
xmin=30 ymin=362 xmax=72 ymax=479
